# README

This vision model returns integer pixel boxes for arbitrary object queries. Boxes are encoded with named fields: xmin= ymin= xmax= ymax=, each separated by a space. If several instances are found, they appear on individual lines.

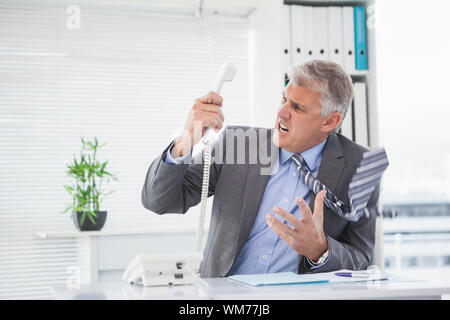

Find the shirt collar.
xmin=279 ymin=138 xmax=328 ymax=171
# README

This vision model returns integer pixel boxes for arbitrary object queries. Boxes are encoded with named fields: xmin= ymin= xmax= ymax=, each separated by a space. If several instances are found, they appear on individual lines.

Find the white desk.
xmin=52 ymin=276 xmax=450 ymax=300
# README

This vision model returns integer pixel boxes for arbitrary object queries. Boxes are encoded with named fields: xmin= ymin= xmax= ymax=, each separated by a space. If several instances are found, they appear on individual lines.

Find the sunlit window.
xmin=376 ymin=0 xmax=450 ymax=277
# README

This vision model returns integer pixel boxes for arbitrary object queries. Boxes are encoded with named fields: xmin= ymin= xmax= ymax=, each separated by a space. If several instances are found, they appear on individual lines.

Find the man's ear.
xmin=320 ymin=112 xmax=342 ymax=134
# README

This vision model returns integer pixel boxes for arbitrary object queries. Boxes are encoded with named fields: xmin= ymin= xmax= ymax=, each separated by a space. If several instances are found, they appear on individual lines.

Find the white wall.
xmin=248 ymin=0 xmax=284 ymax=128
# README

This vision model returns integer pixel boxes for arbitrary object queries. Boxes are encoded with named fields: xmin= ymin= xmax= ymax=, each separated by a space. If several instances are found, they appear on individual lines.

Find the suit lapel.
xmin=234 ymin=129 xmax=278 ymax=261
xmin=298 ymin=134 xmax=345 ymax=271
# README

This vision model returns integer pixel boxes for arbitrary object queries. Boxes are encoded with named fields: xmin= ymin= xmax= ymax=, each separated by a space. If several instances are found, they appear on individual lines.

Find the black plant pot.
xmin=72 ymin=211 xmax=107 ymax=231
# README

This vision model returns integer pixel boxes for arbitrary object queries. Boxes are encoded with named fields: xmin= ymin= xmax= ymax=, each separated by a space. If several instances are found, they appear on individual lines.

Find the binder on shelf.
xmin=304 ymin=6 xmax=315 ymax=62
xmin=283 ymin=5 xmax=292 ymax=86
xmin=328 ymin=6 xmax=344 ymax=67
xmin=342 ymin=6 xmax=356 ymax=74
xmin=340 ymin=103 xmax=354 ymax=141
xmin=354 ymin=6 xmax=368 ymax=70
xmin=353 ymin=82 xmax=369 ymax=147
xmin=290 ymin=5 xmax=307 ymax=67
xmin=313 ymin=7 xmax=329 ymax=61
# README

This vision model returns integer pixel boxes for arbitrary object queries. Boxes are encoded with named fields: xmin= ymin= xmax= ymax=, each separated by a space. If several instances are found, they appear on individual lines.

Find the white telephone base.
xmin=122 ymin=253 xmax=203 ymax=287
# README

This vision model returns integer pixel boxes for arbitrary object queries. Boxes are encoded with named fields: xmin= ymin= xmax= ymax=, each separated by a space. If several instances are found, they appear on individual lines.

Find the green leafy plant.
xmin=63 ymin=137 xmax=118 ymax=226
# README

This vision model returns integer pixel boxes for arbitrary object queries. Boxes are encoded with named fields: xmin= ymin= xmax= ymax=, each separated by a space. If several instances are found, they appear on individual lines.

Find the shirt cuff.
xmin=163 ymin=140 xmax=191 ymax=164
xmin=306 ymin=236 xmax=331 ymax=269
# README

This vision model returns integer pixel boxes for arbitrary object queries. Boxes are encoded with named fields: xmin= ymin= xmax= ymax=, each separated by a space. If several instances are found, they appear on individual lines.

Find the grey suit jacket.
xmin=142 ymin=126 xmax=379 ymax=278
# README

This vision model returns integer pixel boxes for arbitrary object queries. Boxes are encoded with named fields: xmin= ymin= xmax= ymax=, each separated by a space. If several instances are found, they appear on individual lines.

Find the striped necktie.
xmin=291 ymin=147 xmax=389 ymax=222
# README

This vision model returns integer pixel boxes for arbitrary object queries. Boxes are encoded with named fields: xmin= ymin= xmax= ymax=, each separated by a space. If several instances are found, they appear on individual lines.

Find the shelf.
xmin=33 ymin=227 xmax=200 ymax=239
xmin=285 ymin=0 xmax=371 ymax=6
xmin=350 ymin=70 xmax=369 ymax=77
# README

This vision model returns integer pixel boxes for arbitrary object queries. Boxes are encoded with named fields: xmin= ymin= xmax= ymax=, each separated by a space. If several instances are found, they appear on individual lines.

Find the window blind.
xmin=0 ymin=0 xmax=249 ymax=299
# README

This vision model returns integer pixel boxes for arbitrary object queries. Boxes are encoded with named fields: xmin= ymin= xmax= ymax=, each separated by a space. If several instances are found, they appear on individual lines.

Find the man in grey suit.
xmin=142 ymin=60 xmax=380 ymax=278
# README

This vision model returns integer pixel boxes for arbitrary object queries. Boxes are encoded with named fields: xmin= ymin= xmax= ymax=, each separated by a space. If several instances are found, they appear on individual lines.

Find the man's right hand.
xmin=171 ymin=91 xmax=224 ymax=159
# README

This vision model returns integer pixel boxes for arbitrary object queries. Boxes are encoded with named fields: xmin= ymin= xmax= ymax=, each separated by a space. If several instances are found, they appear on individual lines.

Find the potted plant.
xmin=63 ymin=137 xmax=118 ymax=231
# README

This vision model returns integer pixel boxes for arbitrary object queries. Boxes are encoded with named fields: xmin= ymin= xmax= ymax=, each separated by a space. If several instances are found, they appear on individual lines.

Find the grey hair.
xmin=288 ymin=60 xmax=354 ymax=133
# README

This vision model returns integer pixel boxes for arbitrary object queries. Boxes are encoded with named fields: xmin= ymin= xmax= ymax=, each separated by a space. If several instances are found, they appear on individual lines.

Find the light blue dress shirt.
xmin=164 ymin=138 xmax=329 ymax=275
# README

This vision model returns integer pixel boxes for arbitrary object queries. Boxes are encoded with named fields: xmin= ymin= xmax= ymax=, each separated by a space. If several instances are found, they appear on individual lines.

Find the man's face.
xmin=273 ymin=81 xmax=330 ymax=153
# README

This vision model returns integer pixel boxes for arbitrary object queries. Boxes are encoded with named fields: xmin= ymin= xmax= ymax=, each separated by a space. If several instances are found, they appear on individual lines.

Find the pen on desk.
xmin=334 ymin=272 xmax=370 ymax=278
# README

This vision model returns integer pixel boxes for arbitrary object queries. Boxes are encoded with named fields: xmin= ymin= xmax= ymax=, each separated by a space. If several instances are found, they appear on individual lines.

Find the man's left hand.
xmin=266 ymin=189 xmax=328 ymax=262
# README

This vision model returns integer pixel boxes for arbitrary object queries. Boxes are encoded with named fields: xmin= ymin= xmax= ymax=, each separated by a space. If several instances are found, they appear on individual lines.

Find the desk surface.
xmin=52 ymin=275 xmax=450 ymax=300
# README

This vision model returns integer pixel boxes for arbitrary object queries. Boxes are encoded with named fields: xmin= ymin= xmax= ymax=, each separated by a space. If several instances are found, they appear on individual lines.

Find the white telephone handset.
xmin=202 ymin=62 xmax=238 ymax=144
xmin=196 ymin=61 xmax=237 ymax=252
xmin=123 ymin=62 xmax=237 ymax=287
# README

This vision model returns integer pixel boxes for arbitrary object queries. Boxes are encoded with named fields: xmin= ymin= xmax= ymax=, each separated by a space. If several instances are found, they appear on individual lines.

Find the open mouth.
xmin=278 ymin=121 xmax=289 ymax=133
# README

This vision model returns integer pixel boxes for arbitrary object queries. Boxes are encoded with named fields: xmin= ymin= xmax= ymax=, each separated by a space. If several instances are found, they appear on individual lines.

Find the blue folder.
xmin=354 ymin=6 xmax=368 ymax=70
xmin=228 ymin=272 xmax=330 ymax=286
xmin=228 ymin=270 xmax=391 ymax=287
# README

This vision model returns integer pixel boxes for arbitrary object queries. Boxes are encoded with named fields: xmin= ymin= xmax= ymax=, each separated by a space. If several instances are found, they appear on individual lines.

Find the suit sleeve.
xmin=141 ymin=134 xmax=223 ymax=215
xmin=299 ymin=183 xmax=380 ymax=273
